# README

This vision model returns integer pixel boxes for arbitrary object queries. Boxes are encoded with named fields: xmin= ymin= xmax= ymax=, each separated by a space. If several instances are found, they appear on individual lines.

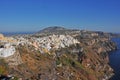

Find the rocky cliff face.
xmin=0 ymin=27 xmax=117 ymax=80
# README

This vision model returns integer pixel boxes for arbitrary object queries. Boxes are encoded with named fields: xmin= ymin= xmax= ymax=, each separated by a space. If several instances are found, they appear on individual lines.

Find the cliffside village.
xmin=0 ymin=31 xmax=109 ymax=58
xmin=0 ymin=29 xmax=116 ymax=80
xmin=0 ymin=33 xmax=80 ymax=58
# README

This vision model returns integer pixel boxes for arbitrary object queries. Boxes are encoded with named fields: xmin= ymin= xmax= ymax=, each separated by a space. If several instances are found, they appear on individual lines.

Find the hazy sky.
xmin=0 ymin=0 xmax=120 ymax=32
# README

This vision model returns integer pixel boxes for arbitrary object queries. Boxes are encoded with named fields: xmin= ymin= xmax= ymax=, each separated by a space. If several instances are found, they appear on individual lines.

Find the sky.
xmin=0 ymin=0 xmax=120 ymax=32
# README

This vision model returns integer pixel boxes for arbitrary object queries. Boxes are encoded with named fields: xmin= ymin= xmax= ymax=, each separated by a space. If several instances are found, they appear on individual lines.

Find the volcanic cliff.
xmin=0 ymin=27 xmax=117 ymax=80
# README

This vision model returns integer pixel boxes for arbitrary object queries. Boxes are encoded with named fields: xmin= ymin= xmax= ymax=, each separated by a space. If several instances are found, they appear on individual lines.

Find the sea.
xmin=109 ymin=38 xmax=120 ymax=80
xmin=1 ymin=32 xmax=35 ymax=36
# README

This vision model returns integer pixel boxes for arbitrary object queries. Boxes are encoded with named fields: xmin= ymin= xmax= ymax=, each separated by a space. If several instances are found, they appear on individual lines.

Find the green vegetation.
xmin=56 ymin=58 xmax=61 ymax=65
xmin=0 ymin=66 xmax=5 ymax=74
xmin=12 ymin=77 xmax=19 ymax=80
xmin=56 ymin=53 xmax=84 ymax=70
xmin=0 ymin=59 xmax=8 ymax=75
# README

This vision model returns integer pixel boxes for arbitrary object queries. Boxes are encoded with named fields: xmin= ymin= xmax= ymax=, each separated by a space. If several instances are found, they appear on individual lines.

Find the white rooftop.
xmin=0 ymin=44 xmax=15 ymax=58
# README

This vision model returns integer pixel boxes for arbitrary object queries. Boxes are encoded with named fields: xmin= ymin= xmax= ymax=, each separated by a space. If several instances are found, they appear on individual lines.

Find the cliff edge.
xmin=0 ymin=27 xmax=117 ymax=80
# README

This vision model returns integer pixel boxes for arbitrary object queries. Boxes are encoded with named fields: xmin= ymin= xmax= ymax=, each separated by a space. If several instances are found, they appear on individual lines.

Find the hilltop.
xmin=36 ymin=26 xmax=79 ymax=36
xmin=38 ymin=26 xmax=67 ymax=33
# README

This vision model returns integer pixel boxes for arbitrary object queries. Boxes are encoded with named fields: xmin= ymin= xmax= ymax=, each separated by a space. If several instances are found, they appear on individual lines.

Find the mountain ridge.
xmin=37 ymin=26 xmax=79 ymax=34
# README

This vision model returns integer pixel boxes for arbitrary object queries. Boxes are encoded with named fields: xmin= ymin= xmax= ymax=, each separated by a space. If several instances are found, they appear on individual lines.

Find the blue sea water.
xmin=1 ymin=32 xmax=35 ymax=36
xmin=109 ymin=38 xmax=120 ymax=80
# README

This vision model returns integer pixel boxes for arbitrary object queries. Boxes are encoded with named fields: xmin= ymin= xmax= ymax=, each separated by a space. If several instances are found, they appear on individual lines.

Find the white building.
xmin=0 ymin=43 xmax=15 ymax=58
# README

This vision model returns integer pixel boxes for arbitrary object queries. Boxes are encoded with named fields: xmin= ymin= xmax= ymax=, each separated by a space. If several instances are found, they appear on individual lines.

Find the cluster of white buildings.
xmin=0 ymin=34 xmax=16 ymax=58
xmin=34 ymin=35 xmax=80 ymax=50
xmin=0 ymin=34 xmax=80 ymax=57
xmin=0 ymin=43 xmax=16 ymax=58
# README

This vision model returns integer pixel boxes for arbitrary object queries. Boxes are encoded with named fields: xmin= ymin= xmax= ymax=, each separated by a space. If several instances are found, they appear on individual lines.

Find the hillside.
xmin=0 ymin=27 xmax=117 ymax=80
xmin=36 ymin=26 xmax=79 ymax=37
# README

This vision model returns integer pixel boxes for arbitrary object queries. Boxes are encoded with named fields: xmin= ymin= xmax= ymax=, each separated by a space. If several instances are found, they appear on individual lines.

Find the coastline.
xmin=109 ymin=38 xmax=120 ymax=80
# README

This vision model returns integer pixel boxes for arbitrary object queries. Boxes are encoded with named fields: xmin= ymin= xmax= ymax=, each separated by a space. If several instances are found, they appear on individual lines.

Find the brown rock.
xmin=0 ymin=34 xmax=4 ymax=40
